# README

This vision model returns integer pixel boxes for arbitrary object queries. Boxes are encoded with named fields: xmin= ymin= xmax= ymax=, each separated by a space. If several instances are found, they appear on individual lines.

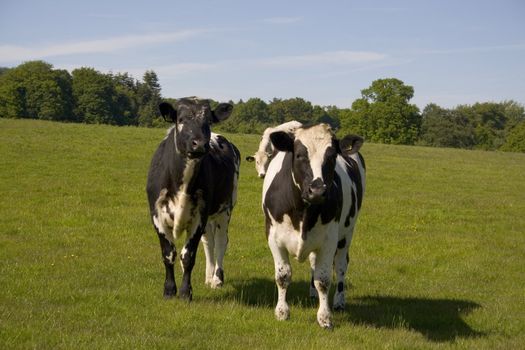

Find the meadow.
xmin=1 ymin=118 xmax=524 ymax=349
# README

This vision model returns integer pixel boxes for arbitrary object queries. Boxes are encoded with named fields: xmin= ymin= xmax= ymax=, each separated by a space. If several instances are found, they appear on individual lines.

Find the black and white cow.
xmin=245 ymin=120 xmax=302 ymax=178
xmin=146 ymin=97 xmax=240 ymax=300
xmin=262 ymin=124 xmax=365 ymax=328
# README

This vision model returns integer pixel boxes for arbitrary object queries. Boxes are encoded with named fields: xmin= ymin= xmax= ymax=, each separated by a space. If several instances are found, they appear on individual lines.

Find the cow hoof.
xmin=179 ymin=287 xmax=193 ymax=301
xmin=320 ymin=321 xmax=334 ymax=330
xmin=317 ymin=310 xmax=333 ymax=329
xmin=164 ymin=290 xmax=177 ymax=299
xmin=333 ymin=304 xmax=345 ymax=312
xmin=275 ymin=303 xmax=290 ymax=321
xmin=210 ymin=277 xmax=223 ymax=289
xmin=163 ymin=284 xmax=177 ymax=299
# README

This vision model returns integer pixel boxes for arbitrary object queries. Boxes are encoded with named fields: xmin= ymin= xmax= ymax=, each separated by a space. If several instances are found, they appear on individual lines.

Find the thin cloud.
xmin=153 ymin=63 xmax=217 ymax=78
xmin=412 ymin=43 xmax=525 ymax=55
xmin=0 ymin=29 xmax=206 ymax=63
xmin=262 ymin=16 xmax=303 ymax=24
xmin=256 ymin=50 xmax=387 ymax=67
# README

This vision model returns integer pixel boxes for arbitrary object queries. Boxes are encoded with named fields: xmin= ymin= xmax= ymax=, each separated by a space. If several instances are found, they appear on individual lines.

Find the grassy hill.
xmin=1 ymin=118 xmax=524 ymax=349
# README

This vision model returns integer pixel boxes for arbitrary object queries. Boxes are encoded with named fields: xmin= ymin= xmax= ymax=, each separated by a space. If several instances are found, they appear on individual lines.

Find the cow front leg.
xmin=314 ymin=243 xmax=337 ymax=329
xmin=179 ymin=225 xmax=205 ymax=301
xmin=268 ymin=233 xmax=291 ymax=321
xmin=156 ymin=233 xmax=177 ymax=298
xmin=153 ymin=216 xmax=177 ymax=298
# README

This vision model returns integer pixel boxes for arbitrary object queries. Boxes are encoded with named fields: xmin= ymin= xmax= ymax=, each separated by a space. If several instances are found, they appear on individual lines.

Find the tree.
xmin=72 ymin=67 xmax=116 ymax=124
xmin=500 ymin=121 xmax=525 ymax=153
xmin=219 ymin=98 xmax=269 ymax=133
xmin=0 ymin=61 xmax=73 ymax=120
xmin=137 ymin=70 xmax=163 ymax=127
xmin=268 ymin=97 xmax=314 ymax=124
xmin=419 ymin=104 xmax=476 ymax=148
xmin=339 ymin=78 xmax=421 ymax=144
xmin=111 ymin=72 xmax=139 ymax=126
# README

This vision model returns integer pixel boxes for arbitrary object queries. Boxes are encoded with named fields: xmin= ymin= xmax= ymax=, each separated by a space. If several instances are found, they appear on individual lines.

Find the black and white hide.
xmin=146 ymin=97 xmax=240 ymax=301
xmin=262 ymin=124 xmax=365 ymax=328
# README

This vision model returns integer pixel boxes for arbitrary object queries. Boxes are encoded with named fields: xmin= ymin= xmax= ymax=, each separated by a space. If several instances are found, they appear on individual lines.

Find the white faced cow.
xmin=146 ymin=97 xmax=240 ymax=300
xmin=262 ymin=124 xmax=365 ymax=329
xmin=246 ymin=121 xmax=302 ymax=178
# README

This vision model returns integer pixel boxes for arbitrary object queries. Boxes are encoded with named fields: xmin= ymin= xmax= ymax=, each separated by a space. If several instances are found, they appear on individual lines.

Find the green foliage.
xmin=219 ymin=98 xmax=270 ymax=134
xmin=0 ymin=61 xmax=522 ymax=152
xmin=500 ymin=121 xmax=525 ymax=152
xmin=339 ymin=78 xmax=421 ymax=144
xmin=137 ymin=70 xmax=163 ymax=127
xmin=0 ymin=61 xmax=164 ymax=126
xmin=1 ymin=118 xmax=525 ymax=349
xmin=419 ymin=101 xmax=524 ymax=151
xmin=419 ymin=104 xmax=476 ymax=148
xmin=72 ymin=67 xmax=117 ymax=124
xmin=0 ymin=61 xmax=73 ymax=120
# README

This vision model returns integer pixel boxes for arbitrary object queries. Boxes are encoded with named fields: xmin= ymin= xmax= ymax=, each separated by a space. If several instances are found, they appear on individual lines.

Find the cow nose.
xmin=258 ymin=173 xmax=265 ymax=179
xmin=191 ymin=139 xmax=209 ymax=153
xmin=307 ymin=178 xmax=326 ymax=202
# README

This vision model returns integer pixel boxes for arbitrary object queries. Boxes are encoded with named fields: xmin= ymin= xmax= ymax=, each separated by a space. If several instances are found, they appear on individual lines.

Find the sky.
xmin=1 ymin=0 xmax=524 ymax=109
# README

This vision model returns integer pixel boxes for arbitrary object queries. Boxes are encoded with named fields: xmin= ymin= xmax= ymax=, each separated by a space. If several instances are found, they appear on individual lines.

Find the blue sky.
xmin=1 ymin=0 xmax=524 ymax=109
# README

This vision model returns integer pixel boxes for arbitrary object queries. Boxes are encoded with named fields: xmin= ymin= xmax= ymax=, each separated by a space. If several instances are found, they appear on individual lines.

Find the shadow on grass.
xmin=346 ymin=295 xmax=484 ymax=342
xmin=213 ymin=277 xmax=484 ymax=342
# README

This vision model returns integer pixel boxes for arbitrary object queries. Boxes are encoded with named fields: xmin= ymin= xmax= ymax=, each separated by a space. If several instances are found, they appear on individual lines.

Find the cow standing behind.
xmin=146 ymin=98 xmax=240 ymax=300
xmin=246 ymin=121 xmax=302 ymax=178
xmin=262 ymin=124 xmax=365 ymax=328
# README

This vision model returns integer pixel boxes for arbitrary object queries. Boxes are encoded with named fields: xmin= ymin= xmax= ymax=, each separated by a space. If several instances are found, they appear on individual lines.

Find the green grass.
xmin=1 ymin=118 xmax=524 ymax=349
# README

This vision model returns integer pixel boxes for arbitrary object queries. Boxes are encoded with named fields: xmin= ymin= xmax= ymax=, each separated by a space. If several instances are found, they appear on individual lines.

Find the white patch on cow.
xmin=252 ymin=121 xmax=302 ymax=178
xmin=171 ymin=160 xmax=198 ymax=238
xmin=153 ymin=215 xmax=166 ymax=235
xmin=210 ymin=133 xmax=220 ymax=149
xmin=166 ymin=250 xmax=175 ymax=264
xmin=154 ymin=160 xmax=199 ymax=242
xmin=262 ymin=151 xmax=286 ymax=202
xmin=295 ymin=124 xmax=333 ymax=181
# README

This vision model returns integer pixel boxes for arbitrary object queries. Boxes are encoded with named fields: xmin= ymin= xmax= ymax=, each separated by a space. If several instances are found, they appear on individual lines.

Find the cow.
xmin=146 ymin=97 xmax=240 ymax=301
xmin=262 ymin=123 xmax=365 ymax=329
xmin=245 ymin=121 xmax=302 ymax=178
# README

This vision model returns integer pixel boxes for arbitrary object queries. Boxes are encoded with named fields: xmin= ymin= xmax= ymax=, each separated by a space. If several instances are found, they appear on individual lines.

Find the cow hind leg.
xmin=211 ymin=211 xmax=230 ymax=288
xmin=333 ymin=237 xmax=350 ymax=311
xmin=201 ymin=224 xmax=216 ymax=287
xmin=309 ymin=252 xmax=318 ymax=299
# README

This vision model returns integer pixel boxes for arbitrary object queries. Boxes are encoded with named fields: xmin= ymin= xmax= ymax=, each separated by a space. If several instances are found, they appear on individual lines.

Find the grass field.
xmin=1 ymin=118 xmax=524 ymax=349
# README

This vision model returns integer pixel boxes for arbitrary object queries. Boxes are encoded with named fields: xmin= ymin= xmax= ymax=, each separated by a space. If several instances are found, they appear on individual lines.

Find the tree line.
xmin=1 ymin=61 xmax=524 ymax=152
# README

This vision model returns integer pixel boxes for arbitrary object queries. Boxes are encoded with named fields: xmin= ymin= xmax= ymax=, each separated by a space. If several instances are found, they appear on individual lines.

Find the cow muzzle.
xmin=188 ymin=139 xmax=210 ymax=158
xmin=304 ymin=178 xmax=327 ymax=205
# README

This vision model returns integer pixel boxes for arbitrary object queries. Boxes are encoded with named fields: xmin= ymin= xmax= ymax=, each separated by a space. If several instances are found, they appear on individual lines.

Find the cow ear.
xmin=339 ymin=134 xmax=364 ymax=154
xmin=246 ymin=155 xmax=255 ymax=162
xmin=212 ymin=103 xmax=233 ymax=123
xmin=270 ymin=131 xmax=294 ymax=152
xmin=159 ymin=102 xmax=177 ymax=123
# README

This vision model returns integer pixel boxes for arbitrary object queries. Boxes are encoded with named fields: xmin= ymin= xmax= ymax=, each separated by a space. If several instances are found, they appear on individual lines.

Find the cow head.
xmin=159 ymin=98 xmax=233 ymax=159
xmin=270 ymin=124 xmax=340 ymax=205
xmin=245 ymin=151 xmax=272 ymax=178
